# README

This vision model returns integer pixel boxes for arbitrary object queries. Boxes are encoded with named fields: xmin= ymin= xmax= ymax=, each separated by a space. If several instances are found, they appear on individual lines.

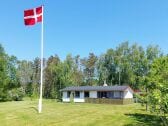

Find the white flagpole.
xmin=38 ymin=5 xmax=44 ymax=113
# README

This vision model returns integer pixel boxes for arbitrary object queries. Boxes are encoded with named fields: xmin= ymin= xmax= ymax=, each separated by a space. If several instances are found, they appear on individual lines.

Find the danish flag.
xmin=24 ymin=6 xmax=43 ymax=26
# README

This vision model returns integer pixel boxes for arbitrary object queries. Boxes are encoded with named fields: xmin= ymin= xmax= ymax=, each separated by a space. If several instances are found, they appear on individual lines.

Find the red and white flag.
xmin=24 ymin=6 xmax=43 ymax=26
xmin=24 ymin=6 xmax=44 ymax=113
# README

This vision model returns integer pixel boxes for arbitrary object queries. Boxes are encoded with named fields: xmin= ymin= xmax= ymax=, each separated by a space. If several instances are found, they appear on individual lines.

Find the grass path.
xmin=0 ymin=99 xmax=163 ymax=126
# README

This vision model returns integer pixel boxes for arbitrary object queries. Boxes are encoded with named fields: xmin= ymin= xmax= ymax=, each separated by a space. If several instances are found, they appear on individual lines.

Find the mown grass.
xmin=0 ymin=99 xmax=163 ymax=126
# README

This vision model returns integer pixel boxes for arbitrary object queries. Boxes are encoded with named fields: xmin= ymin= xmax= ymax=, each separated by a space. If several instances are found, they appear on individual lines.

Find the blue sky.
xmin=0 ymin=0 xmax=168 ymax=60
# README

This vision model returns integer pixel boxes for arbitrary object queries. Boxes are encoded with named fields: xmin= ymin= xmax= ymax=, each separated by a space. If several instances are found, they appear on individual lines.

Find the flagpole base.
xmin=38 ymin=99 xmax=42 ymax=113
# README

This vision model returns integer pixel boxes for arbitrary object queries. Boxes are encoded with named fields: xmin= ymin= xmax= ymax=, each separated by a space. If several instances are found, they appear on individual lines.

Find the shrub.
xmin=8 ymin=87 xmax=25 ymax=101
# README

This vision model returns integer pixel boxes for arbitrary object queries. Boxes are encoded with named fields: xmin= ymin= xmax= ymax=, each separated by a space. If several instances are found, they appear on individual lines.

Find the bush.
xmin=8 ymin=87 xmax=25 ymax=101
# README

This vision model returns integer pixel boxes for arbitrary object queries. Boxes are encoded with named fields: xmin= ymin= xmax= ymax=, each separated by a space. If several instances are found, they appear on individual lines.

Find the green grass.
xmin=0 ymin=99 xmax=163 ymax=126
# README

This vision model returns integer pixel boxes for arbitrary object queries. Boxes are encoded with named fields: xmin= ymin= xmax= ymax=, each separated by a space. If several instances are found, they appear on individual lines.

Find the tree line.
xmin=0 ymin=42 xmax=164 ymax=100
xmin=0 ymin=42 xmax=167 ymax=123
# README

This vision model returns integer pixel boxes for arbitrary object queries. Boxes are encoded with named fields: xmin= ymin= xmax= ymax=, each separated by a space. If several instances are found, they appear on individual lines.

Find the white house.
xmin=60 ymin=85 xmax=134 ymax=104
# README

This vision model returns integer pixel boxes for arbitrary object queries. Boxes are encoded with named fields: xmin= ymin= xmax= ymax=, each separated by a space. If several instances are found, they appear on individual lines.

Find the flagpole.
xmin=38 ymin=5 xmax=44 ymax=113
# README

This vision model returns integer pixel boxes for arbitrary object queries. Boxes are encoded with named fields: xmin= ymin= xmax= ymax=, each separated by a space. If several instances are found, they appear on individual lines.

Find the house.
xmin=60 ymin=85 xmax=134 ymax=104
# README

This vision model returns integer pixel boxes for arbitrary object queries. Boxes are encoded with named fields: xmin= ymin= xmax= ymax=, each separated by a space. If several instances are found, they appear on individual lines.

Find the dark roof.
xmin=60 ymin=85 xmax=133 ymax=92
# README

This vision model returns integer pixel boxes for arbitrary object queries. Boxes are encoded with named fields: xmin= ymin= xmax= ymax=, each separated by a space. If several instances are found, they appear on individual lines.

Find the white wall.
xmin=89 ymin=91 xmax=97 ymax=98
xmin=62 ymin=91 xmax=70 ymax=102
xmin=123 ymin=88 xmax=133 ymax=98
xmin=62 ymin=98 xmax=70 ymax=102
xmin=74 ymin=91 xmax=85 ymax=102
xmin=62 ymin=91 xmax=85 ymax=102
xmin=74 ymin=98 xmax=85 ymax=102
xmin=63 ymin=91 xmax=67 ymax=98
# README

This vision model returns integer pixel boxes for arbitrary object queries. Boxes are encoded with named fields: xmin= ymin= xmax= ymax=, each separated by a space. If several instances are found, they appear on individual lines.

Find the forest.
xmin=0 ymin=42 xmax=168 ymax=123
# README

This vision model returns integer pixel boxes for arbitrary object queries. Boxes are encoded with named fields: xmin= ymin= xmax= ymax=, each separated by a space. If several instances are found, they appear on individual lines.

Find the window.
xmin=84 ymin=92 xmax=89 ymax=98
xmin=67 ymin=91 xmax=71 ymax=98
xmin=102 ymin=92 xmax=107 ymax=98
xmin=97 ymin=92 xmax=101 ymax=98
xmin=75 ymin=91 xmax=80 ymax=98
xmin=114 ymin=91 xmax=121 ymax=98
xmin=97 ymin=92 xmax=107 ymax=98
xmin=107 ymin=92 xmax=114 ymax=98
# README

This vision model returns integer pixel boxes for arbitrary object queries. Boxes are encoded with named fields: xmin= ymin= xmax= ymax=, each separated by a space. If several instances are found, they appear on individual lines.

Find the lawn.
xmin=0 ymin=99 xmax=163 ymax=126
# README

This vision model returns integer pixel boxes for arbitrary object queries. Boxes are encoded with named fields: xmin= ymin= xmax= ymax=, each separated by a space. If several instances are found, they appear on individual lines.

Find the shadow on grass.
xmin=124 ymin=113 xmax=164 ymax=126
xmin=29 ymin=107 xmax=38 ymax=113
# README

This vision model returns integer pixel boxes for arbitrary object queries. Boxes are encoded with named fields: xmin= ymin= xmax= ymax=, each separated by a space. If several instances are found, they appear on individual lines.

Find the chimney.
xmin=103 ymin=80 xmax=108 ymax=86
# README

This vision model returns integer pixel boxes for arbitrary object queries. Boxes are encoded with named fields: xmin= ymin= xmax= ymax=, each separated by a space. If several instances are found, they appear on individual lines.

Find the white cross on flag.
xmin=24 ymin=6 xmax=43 ymax=26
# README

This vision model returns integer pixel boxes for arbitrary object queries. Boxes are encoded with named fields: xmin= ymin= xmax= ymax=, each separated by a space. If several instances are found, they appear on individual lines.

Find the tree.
xmin=7 ymin=56 xmax=20 ymax=89
xmin=147 ymin=56 xmax=168 ymax=125
xmin=97 ymin=54 xmax=107 ymax=85
xmin=32 ymin=57 xmax=41 ymax=98
xmin=44 ymin=55 xmax=61 ymax=99
xmin=0 ymin=44 xmax=23 ymax=101
xmin=81 ymin=53 xmax=98 ymax=85
xmin=17 ymin=60 xmax=34 ymax=96
xmin=139 ymin=45 xmax=162 ymax=111
xmin=73 ymin=55 xmax=84 ymax=86
xmin=0 ymin=44 xmax=9 ymax=101
xmin=44 ymin=54 xmax=84 ymax=99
